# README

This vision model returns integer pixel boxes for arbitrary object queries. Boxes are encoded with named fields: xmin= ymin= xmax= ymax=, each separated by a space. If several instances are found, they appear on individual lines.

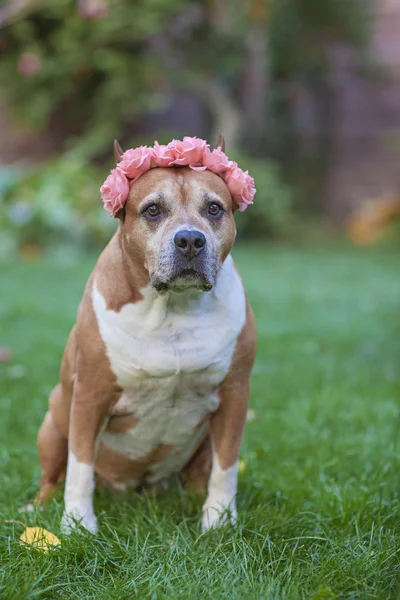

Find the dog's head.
xmin=117 ymin=166 xmax=237 ymax=293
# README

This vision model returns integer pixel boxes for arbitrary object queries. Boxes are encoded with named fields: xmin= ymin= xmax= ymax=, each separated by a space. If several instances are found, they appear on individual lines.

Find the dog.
xmin=34 ymin=138 xmax=256 ymax=533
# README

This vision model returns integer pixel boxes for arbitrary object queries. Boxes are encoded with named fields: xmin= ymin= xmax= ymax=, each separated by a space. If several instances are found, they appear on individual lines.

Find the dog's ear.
xmin=113 ymin=139 xmax=124 ymax=162
xmin=113 ymin=140 xmax=126 ymax=221
xmin=215 ymin=134 xmax=225 ymax=152
xmin=215 ymin=134 xmax=238 ymax=210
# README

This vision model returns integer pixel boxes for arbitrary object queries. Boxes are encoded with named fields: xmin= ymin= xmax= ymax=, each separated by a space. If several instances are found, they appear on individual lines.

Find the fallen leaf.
xmin=20 ymin=527 xmax=61 ymax=552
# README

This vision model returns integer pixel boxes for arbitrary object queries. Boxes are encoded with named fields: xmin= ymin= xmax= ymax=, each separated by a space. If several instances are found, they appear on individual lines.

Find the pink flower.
xmin=78 ymin=0 xmax=109 ymax=19
xmin=99 ymin=137 xmax=256 ymax=215
xmin=100 ymin=168 xmax=130 ymax=216
xmin=202 ymin=147 xmax=232 ymax=174
xmin=153 ymin=141 xmax=176 ymax=167
xmin=18 ymin=53 xmax=41 ymax=77
xmin=224 ymin=163 xmax=256 ymax=211
xmin=170 ymin=136 xmax=208 ymax=168
xmin=118 ymin=146 xmax=154 ymax=179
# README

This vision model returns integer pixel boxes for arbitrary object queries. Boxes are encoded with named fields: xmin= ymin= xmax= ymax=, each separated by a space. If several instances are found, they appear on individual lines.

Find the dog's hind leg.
xmin=35 ymin=385 xmax=68 ymax=506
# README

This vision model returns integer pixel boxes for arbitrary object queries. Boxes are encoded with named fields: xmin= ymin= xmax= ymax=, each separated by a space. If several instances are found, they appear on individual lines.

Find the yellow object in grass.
xmin=20 ymin=527 xmax=61 ymax=552
xmin=238 ymin=459 xmax=247 ymax=473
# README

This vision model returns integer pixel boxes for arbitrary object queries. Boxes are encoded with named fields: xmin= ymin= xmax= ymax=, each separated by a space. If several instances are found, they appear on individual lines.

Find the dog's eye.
xmin=208 ymin=202 xmax=222 ymax=217
xmin=145 ymin=204 xmax=161 ymax=218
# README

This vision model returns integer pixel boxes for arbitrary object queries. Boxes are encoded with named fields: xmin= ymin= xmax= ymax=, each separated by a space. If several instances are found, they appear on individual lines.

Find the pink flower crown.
xmin=100 ymin=136 xmax=256 ymax=217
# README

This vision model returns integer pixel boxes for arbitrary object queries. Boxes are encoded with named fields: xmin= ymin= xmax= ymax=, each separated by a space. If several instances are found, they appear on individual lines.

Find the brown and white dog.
xmin=34 ymin=142 xmax=256 ymax=533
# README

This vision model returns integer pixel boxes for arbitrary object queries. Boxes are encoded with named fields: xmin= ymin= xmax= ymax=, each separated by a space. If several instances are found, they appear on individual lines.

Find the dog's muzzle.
xmin=152 ymin=229 xmax=215 ymax=293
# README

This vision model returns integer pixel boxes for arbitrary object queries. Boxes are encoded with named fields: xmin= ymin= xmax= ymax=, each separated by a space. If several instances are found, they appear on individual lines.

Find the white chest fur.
xmin=92 ymin=255 xmax=246 ymax=479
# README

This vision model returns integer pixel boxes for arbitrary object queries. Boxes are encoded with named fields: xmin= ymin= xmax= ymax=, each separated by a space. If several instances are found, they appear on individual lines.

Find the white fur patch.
xmin=202 ymin=446 xmax=238 ymax=532
xmin=61 ymin=451 xmax=97 ymax=534
xmin=92 ymin=254 xmax=246 ymax=482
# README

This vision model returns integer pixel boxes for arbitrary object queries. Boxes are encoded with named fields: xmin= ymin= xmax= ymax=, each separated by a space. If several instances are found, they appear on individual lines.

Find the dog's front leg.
xmin=61 ymin=380 xmax=113 ymax=534
xmin=202 ymin=306 xmax=256 ymax=532
xmin=201 ymin=378 xmax=249 ymax=532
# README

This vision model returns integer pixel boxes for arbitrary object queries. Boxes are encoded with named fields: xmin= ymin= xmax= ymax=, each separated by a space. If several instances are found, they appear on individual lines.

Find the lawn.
xmin=0 ymin=244 xmax=399 ymax=599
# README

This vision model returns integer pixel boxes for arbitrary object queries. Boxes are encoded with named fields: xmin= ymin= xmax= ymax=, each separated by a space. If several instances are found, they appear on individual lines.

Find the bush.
xmin=0 ymin=156 xmax=117 ymax=256
xmin=232 ymin=153 xmax=293 ymax=238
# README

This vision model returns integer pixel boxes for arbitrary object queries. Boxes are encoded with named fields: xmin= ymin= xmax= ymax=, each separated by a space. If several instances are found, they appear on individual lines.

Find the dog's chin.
xmin=152 ymin=269 xmax=214 ymax=294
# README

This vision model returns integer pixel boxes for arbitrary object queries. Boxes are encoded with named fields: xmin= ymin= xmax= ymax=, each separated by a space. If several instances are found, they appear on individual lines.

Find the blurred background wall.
xmin=0 ymin=0 xmax=399 ymax=256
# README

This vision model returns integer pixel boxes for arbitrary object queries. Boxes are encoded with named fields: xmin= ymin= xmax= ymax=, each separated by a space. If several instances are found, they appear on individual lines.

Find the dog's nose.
xmin=174 ymin=230 xmax=206 ymax=259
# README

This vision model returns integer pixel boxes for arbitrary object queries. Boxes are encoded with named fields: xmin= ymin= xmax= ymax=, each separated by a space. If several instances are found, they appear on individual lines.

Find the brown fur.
xmin=95 ymin=442 xmax=174 ymax=489
xmin=180 ymin=435 xmax=212 ymax=493
xmin=107 ymin=414 xmax=141 ymax=434
xmin=212 ymin=300 xmax=256 ymax=470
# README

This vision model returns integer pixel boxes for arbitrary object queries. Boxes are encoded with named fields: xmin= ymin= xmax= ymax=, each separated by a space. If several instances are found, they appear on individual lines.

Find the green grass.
xmin=0 ymin=244 xmax=400 ymax=599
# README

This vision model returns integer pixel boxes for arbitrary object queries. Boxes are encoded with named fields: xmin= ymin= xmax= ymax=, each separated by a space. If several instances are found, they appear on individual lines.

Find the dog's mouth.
xmin=152 ymin=268 xmax=213 ymax=294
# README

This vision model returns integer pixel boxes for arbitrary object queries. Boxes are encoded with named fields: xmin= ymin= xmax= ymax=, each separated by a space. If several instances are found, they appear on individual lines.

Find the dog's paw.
xmin=201 ymin=496 xmax=237 ymax=532
xmin=61 ymin=506 xmax=98 ymax=535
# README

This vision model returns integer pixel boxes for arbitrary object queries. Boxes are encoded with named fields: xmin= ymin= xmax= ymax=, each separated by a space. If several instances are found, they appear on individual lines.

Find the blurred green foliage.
xmin=0 ymin=0 xmax=184 ymax=157
xmin=233 ymin=153 xmax=294 ymax=238
xmin=0 ymin=0 xmax=373 ymax=249
xmin=0 ymin=158 xmax=117 ymax=254
xmin=269 ymin=0 xmax=370 ymax=79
